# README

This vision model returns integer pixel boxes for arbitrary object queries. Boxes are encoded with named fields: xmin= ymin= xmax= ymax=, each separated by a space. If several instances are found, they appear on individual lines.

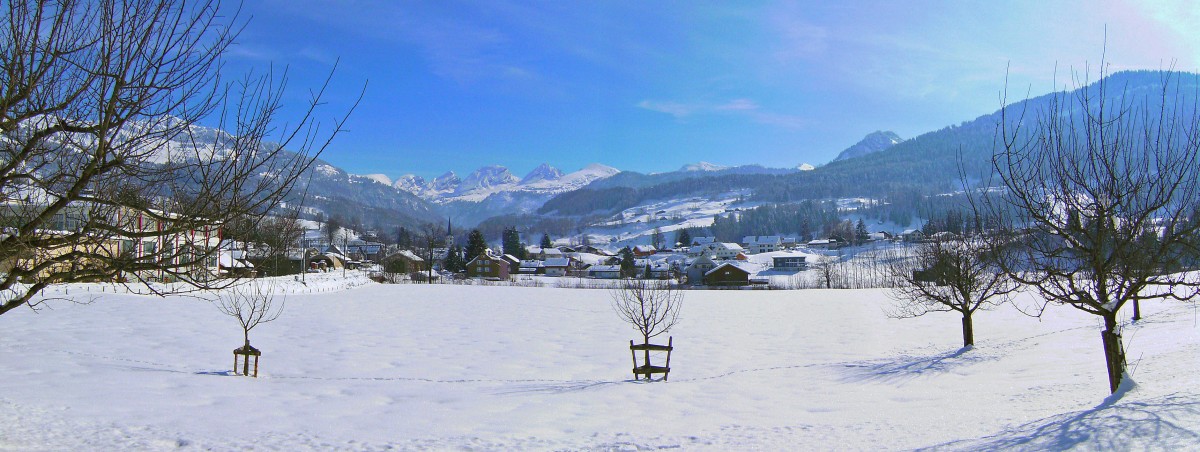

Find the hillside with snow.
xmin=2 ymin=275 xmax=1197 ymax=449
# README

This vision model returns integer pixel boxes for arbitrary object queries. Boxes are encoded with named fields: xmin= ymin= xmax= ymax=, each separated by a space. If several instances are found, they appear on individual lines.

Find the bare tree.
xmin=987 ymin=63 xmax=1200 ymax=393
xmin=611 ymin=279 xmax=683 ymax=366
xmin=214 ymin=280 xmax=284 ymax=376
xmin=418 ymin=222 xmax=441 ymax=284
xmin=0 ymin=1 xmax=359 ymax=316
xmin=323 ymin=216 xmax=343 ymax=247
xmin=885 ymin=237 xmax=1018 ymax=348
xmin=811 ymin=253 xmax=845 ymax=289
xmin=253 ymin=212 xmax=305 ymax=276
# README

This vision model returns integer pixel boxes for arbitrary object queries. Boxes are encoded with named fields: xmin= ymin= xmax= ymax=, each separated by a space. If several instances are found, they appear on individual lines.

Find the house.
xmin=343 ymin=240 xmax=385 ymax=262
xmin=698 ymin=242 xmax=745 ymax=260
xmin=781 ymin=237 xmax=800 ymax=249
xmin=216 ymin=246 xmax=256 ymax=277
xmin=381 ymin=250 xmax=425 ymax=274
xmin=930 ymin=231 xmax=959 ymax=242
xmin=467 ymin=253 xmax=511 ymax=280
xmin=517 ymin=260 xmax=544 ymax=274
xmin=704 ymin=262 xmax=753 ymax=287
xmin=901 ymin=229 xmax=925 ymax=242
xmin=645 ymin=261 xmax=672 ymax=279
xmin=526 ymin=246 xmax=565 ymax=261
xmin=691 ymin=236 xmax=716 ymax=246
xmin=742 ymin=236 xmax=782 ymax=254
xmin=587 ymin=264 xmax=622 ymax=279
xmin=0 ymin=202 xmax=222 ymax=282
xmin=543 ymin=257 xmax=571 ymax=277
xmin=501 ymin=254 xmax=522 ymax=272
xmin=631 ymin=258 xmax=671 ymax=279
xmin=807 ymin=238 xmax=844 ymax=250
xmin=772 ymin=253 xmax=808 ymax=270
xmin=574 ymin=244 xmax=610 ymax=256
xmin=632 ymin=245 xmax=657 ymax=257
xmin=684 ymin=255 xmax=718 ymax=285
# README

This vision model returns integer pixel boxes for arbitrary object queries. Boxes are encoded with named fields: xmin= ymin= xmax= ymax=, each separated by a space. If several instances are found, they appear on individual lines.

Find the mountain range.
xmin=91 ymin=70 xmax=1197 ymax=245
xmin=384 ymin=163 xmax=620 ymax=204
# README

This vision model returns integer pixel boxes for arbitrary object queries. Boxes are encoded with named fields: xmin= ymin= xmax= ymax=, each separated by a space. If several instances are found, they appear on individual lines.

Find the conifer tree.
xmin=676 ymin=229 xmax=692 ymax=248
xmin=466 ymin=230 xmax=488 ymax=261
xmin=619 ymin=247 xmax=636 ymax=278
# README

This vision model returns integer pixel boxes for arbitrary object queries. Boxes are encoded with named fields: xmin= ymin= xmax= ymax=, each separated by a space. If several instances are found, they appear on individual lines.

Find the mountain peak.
xmin=521 ymin=163 xmax=563 ymax=184
xmin=834 ymin=131 xmax=904 ymax=162
xmin=460 ymin=165 xmax=519 ymax=193
xmin=359 ymin=173 xmax=392 ymax=186
xmin=581 ymin=163 xmax=620 ymax=175
xmin=680 ymin=161 xmax=728 ymax=172
xmin=393 ymin=174 xmax=427 ymax=194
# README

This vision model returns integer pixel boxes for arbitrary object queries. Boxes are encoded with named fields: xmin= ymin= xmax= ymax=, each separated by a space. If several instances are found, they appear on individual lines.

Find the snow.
xmin=403 ymin=163 xmax=619 ymax=204
xmin=315 ymin=164 xmax=341 ymax=177
xmin=680 ymin=161 xmax=729 ymax=172
xmin=586 ymin=192 xmax=751 ymax=249
xmin=2 ymin=273 xmax=1199 ymax=450
xmin=358 ymin=173 xmax=392 ymax=186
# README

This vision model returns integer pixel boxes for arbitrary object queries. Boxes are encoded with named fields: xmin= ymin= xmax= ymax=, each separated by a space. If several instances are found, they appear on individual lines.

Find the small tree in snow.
xmin=611 ymin=278 xmax=682 ymax=366
xmin=215 ymin=280 xmax=284 ymax=376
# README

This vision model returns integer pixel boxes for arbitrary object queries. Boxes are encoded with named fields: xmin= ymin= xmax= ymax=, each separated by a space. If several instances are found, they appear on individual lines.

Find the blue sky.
xmin=224 ymin=0 xmax=1200 ymax=181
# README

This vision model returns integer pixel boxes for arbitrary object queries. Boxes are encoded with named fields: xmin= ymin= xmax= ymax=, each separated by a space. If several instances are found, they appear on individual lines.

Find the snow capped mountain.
xmin=428 ymin=171 xmax=462 ymax=197
xmin=542 ymin=163 xmax=619 ymax=189
xmin=390 ymin=163 xmax=619 ymax=204
xmin=834 ymin=131 xmax=904 ymax=161
xmin=680 ymin=161 xmax=729 ymax=172
xmin=392 ymin=174 xmax=427 ymax=193
xmin=520 ymin=163 xmax=564 ymax=184
xmin=460 ymin=165 xmax=520 ymax=193
xmin=360 ymin=173 xmax=392 ymax=186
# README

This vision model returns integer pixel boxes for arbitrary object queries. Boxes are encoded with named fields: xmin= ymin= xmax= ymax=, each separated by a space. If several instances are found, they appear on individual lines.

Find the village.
xmin=230 ymin=222 xmax=939 ymax=289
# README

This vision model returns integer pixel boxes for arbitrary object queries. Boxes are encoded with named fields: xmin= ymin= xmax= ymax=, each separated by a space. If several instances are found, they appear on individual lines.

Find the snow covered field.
xmin=2 ymin=272 xmax=1199 ymax=450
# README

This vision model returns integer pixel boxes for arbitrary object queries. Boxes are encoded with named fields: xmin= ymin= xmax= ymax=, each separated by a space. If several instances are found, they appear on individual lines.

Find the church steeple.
xmin=445 ymin=218 xmax=454 ymax=247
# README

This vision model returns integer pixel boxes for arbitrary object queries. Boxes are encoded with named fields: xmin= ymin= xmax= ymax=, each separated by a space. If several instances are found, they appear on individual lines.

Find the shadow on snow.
xmin=836 ymin=346 xmax=992 ymax=384
xmin=921 ymin=390 xmax=1200 ymax=451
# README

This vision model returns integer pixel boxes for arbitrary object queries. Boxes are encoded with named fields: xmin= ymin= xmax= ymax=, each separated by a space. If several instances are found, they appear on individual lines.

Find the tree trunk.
xmin=961 ymin=313 xmax=974 ymax=347
xmin=1131 ymin=299 xmax=1142 ymax=322
xmin=1101 ymin=314 xmax=1126 ymax=394
xmin=643 ymin=334 xmax=651 ymax=372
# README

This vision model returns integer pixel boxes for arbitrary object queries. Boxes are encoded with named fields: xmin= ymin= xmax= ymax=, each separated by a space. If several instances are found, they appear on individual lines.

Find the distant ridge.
xmin=834 ymin=131 xmax=903 ymax=161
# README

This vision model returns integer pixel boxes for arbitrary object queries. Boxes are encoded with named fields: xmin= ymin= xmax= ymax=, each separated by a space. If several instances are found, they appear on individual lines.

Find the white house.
xmin=771 ymin=252 xmax=808 ymax=270
xmin=587 ymin=264 xmax=622 ymax=279
xmin=688 ymin=242 xmax=743 ymax=259
xmin=742 ymin=236 xmax=782 ymax=254
xmin=543 ymin=257 xmax=571 ymax=277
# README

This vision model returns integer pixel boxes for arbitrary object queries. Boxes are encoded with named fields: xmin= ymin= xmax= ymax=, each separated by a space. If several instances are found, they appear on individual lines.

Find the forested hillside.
xmin=534 ymin=71 xmax=1200 ymax=234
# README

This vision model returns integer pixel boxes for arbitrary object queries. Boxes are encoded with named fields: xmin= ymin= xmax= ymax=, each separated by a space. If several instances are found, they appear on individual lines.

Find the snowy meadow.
xmin=2 ymin=272 xmax=1199 ymax=450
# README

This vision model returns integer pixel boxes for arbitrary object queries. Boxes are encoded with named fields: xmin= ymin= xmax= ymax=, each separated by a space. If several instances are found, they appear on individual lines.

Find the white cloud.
xmin=637 ymin=98 xmax=805 ymax=128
